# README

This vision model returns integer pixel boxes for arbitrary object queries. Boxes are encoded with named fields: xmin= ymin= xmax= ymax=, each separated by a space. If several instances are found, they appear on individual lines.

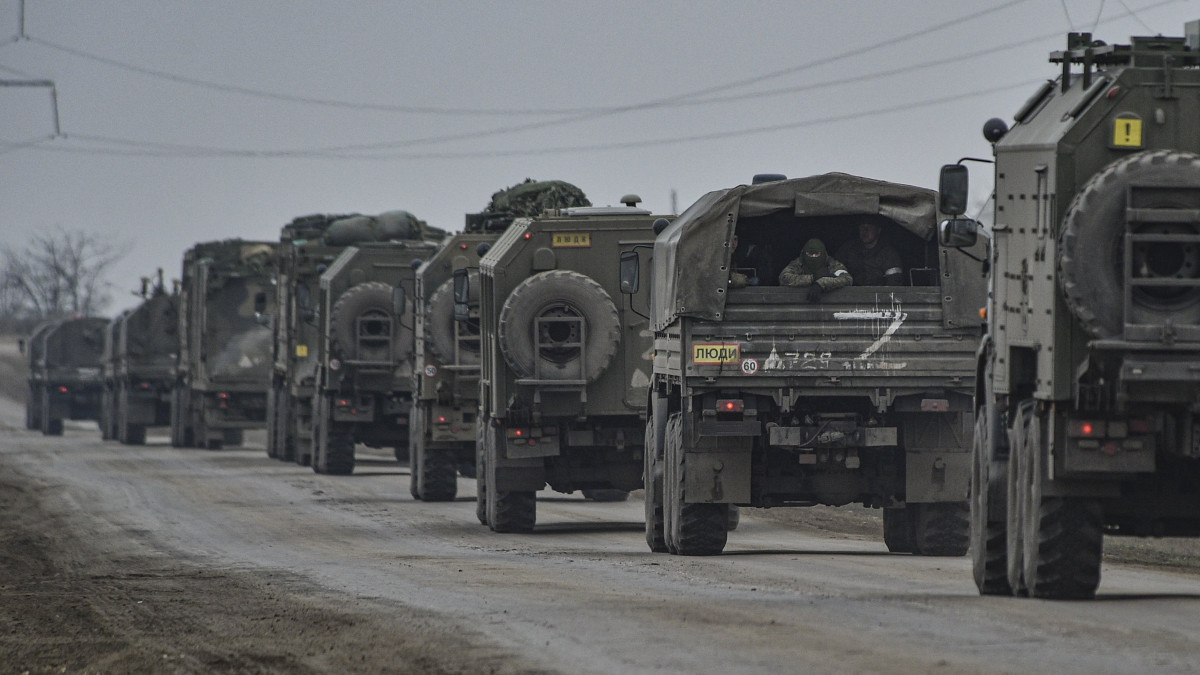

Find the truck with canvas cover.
xmin=100 ymin=272 xmax=178 ymax=445
xmin=949 ymin=24 xmax=1200 ymax=599
xmin=469 ymin=195 xmax=661 ymax=532
xmin=265 ymin=210 xmax=445 ymax=468
xmin=23 ymin=316 xmax=108 ymax=436
xmin=171 ymin=239 xmax=277 ymax=449
xmin=308 ymin=235 xmax=442 ymax=475
xmin=633 ymin=173 xmax=986 ymax=555
xmin=410 ymin=179 xmax=590 ymax=501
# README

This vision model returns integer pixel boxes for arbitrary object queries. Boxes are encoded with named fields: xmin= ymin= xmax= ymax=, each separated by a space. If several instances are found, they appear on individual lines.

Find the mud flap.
xmin=683 ymin=451 xmax=750 ymax=503
xmin=906 ymin=450 xmax=970 ymax=503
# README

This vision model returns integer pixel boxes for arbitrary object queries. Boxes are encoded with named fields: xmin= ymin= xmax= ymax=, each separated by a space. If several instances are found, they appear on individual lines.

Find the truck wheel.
xmin=1018 ymin=409 xmax=1103 ymax=599
xmin=582 ymin=489 xmax=629 ymax=502
xmin=122 ymin=423 xmax=147 ymax=446
xmin=222 ymin=429 xmax=244 ymax=447
xmin=475 ymin=423 xmax=488 ymax=525
xmin=314 ymin=397 xmax=355 ymax=475
xmin=913 ymin=502 xmax=969 ymax=556
xmin=292 ymin=399 xmax=312 ymax=466
xmin=426 ymin=276 xmax=481 ymax=365
xmin=44 ymin=418 xmax=63 ymax=436
xmin=497 ymin=270 xmax=620 ymax=383
xmin=726 ymin=505 xmax=740 ymax=531
xmin=330 ymin=282 xmax=413 ymax=363
xmin=485 ymin=422 xmax=536 ymax=533
xmin=971 ymin=379 xmax=1012 ymax=594
xmin=1005 ymin=400 xmax=1033 ymax=596
xmin=882 ymin=507 xmax=915 ymax=553
xmin=393 ymin=443 xmax=410 ymax=464
xmin=663 ymin=413 xmax=727 ymax=555
xmin=643 ymin=415 xmax=668 ymax=552
xmin=1059 ymin=150 xmax=1200 ymax=338
xmin=418 ymin=448 xmax=458 ymax=502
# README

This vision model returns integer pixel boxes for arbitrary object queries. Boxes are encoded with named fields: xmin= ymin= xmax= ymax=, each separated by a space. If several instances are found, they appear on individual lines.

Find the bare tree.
xmin=0 ymin=227 xmax=125 ymax=327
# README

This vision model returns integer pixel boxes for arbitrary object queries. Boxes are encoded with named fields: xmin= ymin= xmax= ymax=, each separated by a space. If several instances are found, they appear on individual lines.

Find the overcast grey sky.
xmin=2 ymin=0 xmax=1197 ymax=313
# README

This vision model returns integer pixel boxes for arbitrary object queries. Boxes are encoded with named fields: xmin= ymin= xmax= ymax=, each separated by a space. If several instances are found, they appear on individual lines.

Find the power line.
xmin=32 ymin=78 xmax=1041 ymax=160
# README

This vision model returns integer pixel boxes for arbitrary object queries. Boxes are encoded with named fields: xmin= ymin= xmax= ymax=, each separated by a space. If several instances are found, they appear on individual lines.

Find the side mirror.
xmin=452 ymin=268 xmax=470 ymax=322
xmin=939 ymin=164 xmax=969 ymax=217
xmin=392 ymin=286 xmax=406 ymax=315
xmin=476 ymin=242 xmax=491 ymax=257
xmin=619 ymin=250 xmax=640 ymax=294
xmin=939 ymin=218 xmax=979 ymax=248
xmin=253 ymin=291 xmax=268 ymax=314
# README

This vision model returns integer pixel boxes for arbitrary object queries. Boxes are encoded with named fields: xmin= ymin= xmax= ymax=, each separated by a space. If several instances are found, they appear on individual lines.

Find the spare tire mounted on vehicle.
xmin=330 ymin=281 xmax=413 ymax=362
xmin=498 ymin=270 xmax=620 ymax=382
xmin=426 ymin=273 xmax=481 ymax=365
xmin=1059 ymin=150 xmax=1200 ymax=339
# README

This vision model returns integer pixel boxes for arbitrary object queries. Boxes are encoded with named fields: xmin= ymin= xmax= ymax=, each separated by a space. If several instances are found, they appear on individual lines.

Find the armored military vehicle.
xmin=171 ymin=239 xmax=277 ymax=449
xmin=630 ymin=173 xmax=986 ymax=555
xmin=100 ymin=272 xmax=178 ymax=445
xmin=467 ymin=195 xmax=661 ymax=531
xmin=949 ymin=24 xmax=1200 ymax=599
xmin=410 ymin=180 xmax=590 ymax=501
xmin=23 ymin=316 xmax=108 ymax=435
xmin=309 ymin=230 xmax=442 ymax=475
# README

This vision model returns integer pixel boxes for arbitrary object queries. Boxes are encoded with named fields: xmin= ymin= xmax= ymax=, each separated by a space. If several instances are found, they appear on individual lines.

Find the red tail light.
xmin=716 ymin=399 xmax=744 ymax=413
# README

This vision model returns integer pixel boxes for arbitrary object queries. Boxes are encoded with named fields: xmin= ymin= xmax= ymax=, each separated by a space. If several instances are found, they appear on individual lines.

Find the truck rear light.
xmin=1068 ymin=420 xmax=1104 ymax=437
xmin=138 ymin=382 xmax=151 ymax=389
xmin=57 ymin=385 xmax=69 ymax=393
xmin=437 ymin=416 xmax=448 ymax=423
xmin=217 ymin=392 xmax=230 ymax=399
xmin=716 ymin=399 xmax=744 ymax=413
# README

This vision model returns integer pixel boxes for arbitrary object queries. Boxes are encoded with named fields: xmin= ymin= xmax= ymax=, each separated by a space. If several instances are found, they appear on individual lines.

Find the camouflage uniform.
xmin=835 ymin=238 xmax=904 ymax=286
xmin=779 ymin=239 xmax=853 ymax=290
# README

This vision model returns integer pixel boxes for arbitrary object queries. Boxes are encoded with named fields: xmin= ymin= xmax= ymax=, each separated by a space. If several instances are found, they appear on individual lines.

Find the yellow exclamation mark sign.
xmin=1113 ymin=116 xmax=1143 ymax=147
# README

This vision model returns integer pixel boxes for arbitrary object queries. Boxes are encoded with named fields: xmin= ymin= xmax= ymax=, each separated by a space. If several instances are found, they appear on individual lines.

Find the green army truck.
xmin=100 ymin=272 xmax=178 ymax=444
xmin=308 ymin=233 xmax=442 ymax=474
xmin=409 ymin=179 xmax=590 ymax=501
xmin=265 ymin=211 xmax=445 ymax=468
xmin=631 ymin=173 xmax=986 ymax=555
xmin=23 ymin=316 xmax=108 ymax=436
xmin=171 ymin=239 xmax=277 ymax=450
xmin=950 ymin=24 xmax=1200 ymax=599
xmin=467 ymin=195 xmax=661 ymax=532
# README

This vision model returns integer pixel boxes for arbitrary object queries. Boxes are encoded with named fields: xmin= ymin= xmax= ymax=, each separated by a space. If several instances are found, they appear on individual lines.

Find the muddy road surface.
xmin=2 ymin=397 xmax=1199 ymax=674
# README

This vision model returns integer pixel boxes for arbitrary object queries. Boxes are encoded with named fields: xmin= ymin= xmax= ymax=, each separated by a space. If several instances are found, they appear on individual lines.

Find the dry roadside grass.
xmin=0 ymin=334 xmax=28 ymax=404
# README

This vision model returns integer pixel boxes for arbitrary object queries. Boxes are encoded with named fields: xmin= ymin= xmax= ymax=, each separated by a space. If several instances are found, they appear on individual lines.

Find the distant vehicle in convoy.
xmin=948 ymin=23 xmax=1200 ymax=599
xmin=630 ymin=173 xmax=986 ymax=555
xmin=409 ymin=179 xmax=591 ymax=501
xmin=467 ymin=194 xmax=661 ymax=531
xmin=171 ymin=239 xmax=277 ymax=450
xmin=22 ymin=316 xmax=109 ymax=436
xmin=264 ymin=210 xmax=444 ymax=472
xmin=99 ymin=272 xmax=178 ymax=445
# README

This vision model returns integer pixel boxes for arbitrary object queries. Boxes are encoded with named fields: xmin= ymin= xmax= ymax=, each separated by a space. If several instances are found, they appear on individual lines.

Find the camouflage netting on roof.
xmin=467 ymin=179 xmax=590 ymax=232
xmin=652 ymin=173 xmax=938 ymax=331
xmin=323 ymin=211 xmax=445 ymax=246
xmin=192 ymin=240 xmax=277 ymax=277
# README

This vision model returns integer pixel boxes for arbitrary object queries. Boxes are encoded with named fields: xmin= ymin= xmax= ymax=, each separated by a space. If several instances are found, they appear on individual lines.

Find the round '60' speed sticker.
xmin=740 ymin=358 xmax=758 ymax=375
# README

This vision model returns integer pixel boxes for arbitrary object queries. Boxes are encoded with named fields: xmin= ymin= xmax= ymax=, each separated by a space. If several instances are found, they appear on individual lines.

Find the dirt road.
xmin=2 ymin=396 xmax=1199 ymax=675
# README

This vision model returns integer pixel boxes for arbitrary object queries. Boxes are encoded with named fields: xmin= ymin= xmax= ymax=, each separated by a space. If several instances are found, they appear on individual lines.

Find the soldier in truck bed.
xmin=778 ymin=238 xmax=852 ymax=300
xmin=835 ymin=221 xmax=904 ymax=286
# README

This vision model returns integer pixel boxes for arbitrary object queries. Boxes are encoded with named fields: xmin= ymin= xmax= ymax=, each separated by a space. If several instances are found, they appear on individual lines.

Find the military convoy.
xmin=170 ymin=239 xmax=277 ymax=449
xmin=947 ymin=23 xmax=1200 ymax=599
xmin=23 ymin=316 xmax=108 ymax=435
xmin=99 ymin=272 xmax=178 ymax=445
xmin=409 ymin=180 xmax=591 ymax=501
xmin=468 ymin=194 xmax=661 ymax=531
xmin=21 ymin=22 xmax=1200 ymax=597
xmin=630 ymin=173 xmax=986 ymax=555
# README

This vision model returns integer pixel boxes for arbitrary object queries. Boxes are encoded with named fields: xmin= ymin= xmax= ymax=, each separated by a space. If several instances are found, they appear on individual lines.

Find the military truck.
xmin=630 ymin=173 xmax=986 ymax=555
xmin=265 ymin=211 xmax=445 ymax=469
xmin=23 ymin=316 xmax=108 ymax=435
xmin=309 ymin=234 xmax=443 ymax=475
xmin=949 ymin=24 xmax=1200 ymax=599
xmin=170 ymin=239 xmax=277 ymax=450
xmin=409 ymin=180 xmax=591 ymax=501
xmin=100 ymin=273 xmax=178 ymax=445
xmin=467 ymin=195 xmax=661 ymax=532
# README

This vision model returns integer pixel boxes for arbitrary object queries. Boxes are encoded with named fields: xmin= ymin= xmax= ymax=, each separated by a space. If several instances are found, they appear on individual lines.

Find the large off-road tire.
xmin=497 ymin=270 xmax=620 ymax=383
xmin=1018 ymin=409 xmax=1104 ymax=599
xmin=484 ymin=422 xmax=536 ymax=533
xmin=882 ymin=507 xmax=915 ymax=553
xmin=329 ymin=282 xmax=412 ymax=362
xmin=292 ymin=399 xmax=312 ymax=467
xmin=313 ymin=396 xmax=355 ymax=475
xmin=41 ymin=389 xmax=63 ymax=436
xmin=1005 ymin=400 xmax=1033 ymax=596
xmin=663 ymin=413 xmax=727 ymax=555
xmin=1059 ymin=150 xmax=1200 ymax=338
xmin=912 ymin=502 xmax=970 ymax=557
xmin=475 ymin=423 xmax=488 ymax=525
xmin=643 ymin=414 xmax=668 ymax=552
xmin=409 ymin=406 xmax=424 ymax=499
xmin=222 ymin=429 xmax=244 ymax=447
xmin=971 ymin=395 xmax=1011 ymax=595
xmin=426 ymin=275 xmax=481 ymax=365
xmin=418 ymin=448 xmax=459 ymax=502
xmin=99 ymin=390 xmax=114 ymax=440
